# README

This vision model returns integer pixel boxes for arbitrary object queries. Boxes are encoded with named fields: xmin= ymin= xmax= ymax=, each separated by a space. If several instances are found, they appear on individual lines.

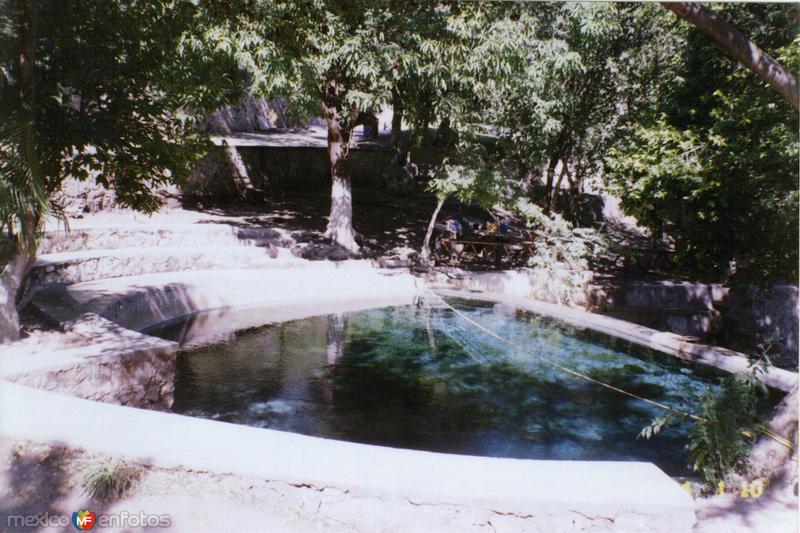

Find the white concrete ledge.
xmin=29 ymin=245 xmax=306 ymax=286
xmin=0 ymin=382 xmax=696 ymax=532
xmin=17 ymin=264 xmax=417 ymax=374
xmin=39 ymin=224 xmax=261 ymax=254
xmin=435 ymin=288 xmax=798 ymax=393
xmin=56 ymin=264 xmax=415 ymax=332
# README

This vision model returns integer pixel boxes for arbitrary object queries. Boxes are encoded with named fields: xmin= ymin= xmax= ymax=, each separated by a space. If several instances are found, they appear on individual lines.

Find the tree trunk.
xmin=435 ymin=118 xmax=454 ymax=146
xmin=391 ymin=92 xmax=404 ymax=166
xmin=543 ymin=156 xmax=558 ymax=213
xmin=19 ymin=0 xmax=36 ymax=104
xmin=420 ymin=195 xmax=446 ymax=261
xmin=391 ymin=108 xmax=403 ymax=147
xmin=661 ymin=2 xmax=799 ymax=110
xmin=2 ymin=0 xmax=39 ymax=341
xmin=364 ymin=114 xmax=379 ymax=140
xmin=0 ymin=250 xmax=34 ymax=342
xmin=550 ymin=160 xmax=568 ymax=211
xmin=323 ymin=114 xmax=359 ymax=253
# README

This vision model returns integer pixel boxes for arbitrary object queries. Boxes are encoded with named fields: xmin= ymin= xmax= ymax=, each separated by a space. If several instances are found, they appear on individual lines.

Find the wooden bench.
xmin=436 ymin=237 xmax=537 ymax=267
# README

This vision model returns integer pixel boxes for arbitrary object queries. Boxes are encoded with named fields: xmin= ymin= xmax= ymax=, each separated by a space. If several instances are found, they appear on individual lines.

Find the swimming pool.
xmin=150 ymin=298 xmax=768 ymax=476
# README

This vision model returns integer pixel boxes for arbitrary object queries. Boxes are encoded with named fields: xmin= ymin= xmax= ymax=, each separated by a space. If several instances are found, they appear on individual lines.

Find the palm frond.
xmin=0 ymin=115 xmax=53 ymax=252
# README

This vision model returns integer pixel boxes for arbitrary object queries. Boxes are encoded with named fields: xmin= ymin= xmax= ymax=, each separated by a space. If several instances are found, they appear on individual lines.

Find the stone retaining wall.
xmin=721 ymin=285 xmax=798 ymax=360
xmin=8 ymin=342 xmax=176 ymax=409
xmin=233 ymin=145 xmax=398 ymax=192
xmin=435 ymin=288 xmax=797 ymax=393
xmin=435 ymin=271 xmax=798 ymax=361
xmin=430 ymin=268 xmax=595 ymax=308
xmin=591 ymin=282 xmax=798 ymax=361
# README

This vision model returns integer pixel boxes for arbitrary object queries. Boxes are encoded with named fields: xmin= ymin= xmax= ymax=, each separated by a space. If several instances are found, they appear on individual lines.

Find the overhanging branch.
xmin=661 ymin=2 xmax=799 ymax=111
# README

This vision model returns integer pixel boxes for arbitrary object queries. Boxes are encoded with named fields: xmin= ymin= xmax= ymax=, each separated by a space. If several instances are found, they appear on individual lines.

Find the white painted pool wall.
xmin=0 ymin=263 xmax=697 ymax=531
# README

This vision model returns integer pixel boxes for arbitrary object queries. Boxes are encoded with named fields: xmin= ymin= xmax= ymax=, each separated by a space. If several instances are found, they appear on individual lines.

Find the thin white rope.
xmin=423 ymin=289 xmax=794 ymax=451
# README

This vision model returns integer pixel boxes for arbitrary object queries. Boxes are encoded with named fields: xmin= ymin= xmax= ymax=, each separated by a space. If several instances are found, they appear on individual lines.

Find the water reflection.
xmin=171 ymin=301 xmax=739 ymax=476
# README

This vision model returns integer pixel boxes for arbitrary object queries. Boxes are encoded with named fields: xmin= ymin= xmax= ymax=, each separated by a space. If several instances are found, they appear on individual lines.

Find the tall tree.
xmin=606 ymin=3 xmax=799 ymax=283
xmin=0 ymin=0 xmax=42 ymax=341
xmin=202 ymin=0 xmax=466 ymax=252
xmin=0 ymin=0 xmax=235 ymax=340
xmin=448 ymin=3 xmax=683 ymax=216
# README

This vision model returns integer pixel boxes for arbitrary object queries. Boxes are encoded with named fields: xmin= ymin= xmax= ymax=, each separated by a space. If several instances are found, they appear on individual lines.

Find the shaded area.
xmin=0 ymin=442 xmax=72 ymax=532
xmin=187 ymin=190 xmax=437 ymax=260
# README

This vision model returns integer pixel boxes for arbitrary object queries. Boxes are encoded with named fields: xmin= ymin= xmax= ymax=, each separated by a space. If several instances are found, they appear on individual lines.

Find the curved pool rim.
xmin=10 ymin=266 xmax=793 ymax=531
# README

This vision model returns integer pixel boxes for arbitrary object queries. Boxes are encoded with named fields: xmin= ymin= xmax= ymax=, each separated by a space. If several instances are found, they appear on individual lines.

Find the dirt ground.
xmin=0 ymin=436 xmax=356 ymax=533
xmin=175 ymin=185 xmax=653 ymax=277
xmin=188 ymin=187 xmax=441 ymax=260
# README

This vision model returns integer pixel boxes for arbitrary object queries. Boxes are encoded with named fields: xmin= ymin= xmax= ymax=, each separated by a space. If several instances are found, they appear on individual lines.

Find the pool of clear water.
xmin=150 ymin=299 xmax=772 ymax=476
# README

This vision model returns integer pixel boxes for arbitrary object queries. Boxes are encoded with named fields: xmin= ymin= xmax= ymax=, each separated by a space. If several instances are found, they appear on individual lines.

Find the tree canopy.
xmin=1 ymin=0 xmax=237 ymax=246
xmin=1 ymin=0 xmax=797 ymax=282
xmin=606 ymin=3 xmax=799 ymax=283
xmin=0 ymin=0 xmax=238 ymax=339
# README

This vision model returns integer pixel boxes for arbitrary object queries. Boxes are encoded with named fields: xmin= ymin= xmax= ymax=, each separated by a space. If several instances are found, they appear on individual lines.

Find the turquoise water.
xmin=159 ymin=299 xmax=750 ymax=476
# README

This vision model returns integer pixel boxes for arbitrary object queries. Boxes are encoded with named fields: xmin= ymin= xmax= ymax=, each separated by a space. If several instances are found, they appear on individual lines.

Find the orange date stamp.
xmin=679 ymin=479 xmax=767 ymax=498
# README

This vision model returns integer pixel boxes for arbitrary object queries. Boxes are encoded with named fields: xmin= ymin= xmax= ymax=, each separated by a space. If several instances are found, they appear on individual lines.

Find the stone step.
xmin=29 ymin=245 xmax=304 ymax=287
xmin=32 ymin=263 xmax=410 ymax=334
xmin=234 ymin=226 xmax=286 ymax=240
xmin=39 ymin=225 xmax=289 ymax=254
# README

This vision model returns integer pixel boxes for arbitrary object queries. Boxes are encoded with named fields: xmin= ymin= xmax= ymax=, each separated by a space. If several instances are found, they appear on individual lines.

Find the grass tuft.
xmin=80 ymin=457 xmax=141 ymax=502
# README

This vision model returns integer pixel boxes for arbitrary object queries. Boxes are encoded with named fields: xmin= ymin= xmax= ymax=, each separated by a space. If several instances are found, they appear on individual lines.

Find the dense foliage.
xmin=0 ymin=1 xmax=796 ymax=335
xmin=638 ymin=373 xmax=766 ymax=488
xmin=606 ymin=4 xmax=799 ymax=284
xmin=0 ymin=0 xmax=236 ymax=238
xmin=198 ymin=0 xmax=476 ymax=250
xmin=688 ymin=376 xmax=762 ymax=486
xmin=427 ymin=159 xmax=603 ymax=304
xmin=431 ymin=3 xmax=682 ymax=212
xmin=0 ymin=0 xmax=240 ymax=341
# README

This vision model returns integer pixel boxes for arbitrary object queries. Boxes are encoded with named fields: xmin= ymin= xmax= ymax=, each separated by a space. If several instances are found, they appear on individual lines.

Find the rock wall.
xmin=8 ymin=347 xmax=176 ymax=410
xmin=202 ymin=96 xmax=325 ymax=134
xmin=182 ymin=148 xmax=246 ymax=202
xmin=51 ymin=176 xmax=120 ymax=216
xmin=429 ymin=268 xmax=595 ymax=308
xmin=233 ymin=145 xmax=396 ymax=192
xmin=51 ymin=174 xmax=181 ymax=216
xmin=720 ymin=285 xmax=799 ymax=361
xmin=588 ymin=282 xmax=723 ymax=339
xmin=589 ymin=281 xmax=798 ymax=362
xmin=183 ymin=144 xmax=424 ymax=201
xmin=438 ymin=274 xmax=798 ymax=362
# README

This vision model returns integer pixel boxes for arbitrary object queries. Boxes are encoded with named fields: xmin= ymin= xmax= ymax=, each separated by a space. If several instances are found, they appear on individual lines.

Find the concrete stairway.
xmin=30 ymin=224 xmax=305 ymax=288
xmin=39 ymin=224 xmax=289 ymax=253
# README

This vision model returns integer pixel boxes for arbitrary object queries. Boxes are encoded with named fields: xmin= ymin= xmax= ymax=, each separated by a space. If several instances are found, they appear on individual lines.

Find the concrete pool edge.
xmin=0 ymin=264 xmax=698 ymax=531
xmin=434 ymin=288 xmax=798 ymax=394
xmin=0 ymin=381 xmax=696 ymax=532
xmin=2 ymin=266 xmax=420 ymax=404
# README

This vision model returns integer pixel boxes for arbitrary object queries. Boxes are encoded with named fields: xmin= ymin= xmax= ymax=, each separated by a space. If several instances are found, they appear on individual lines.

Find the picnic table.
xmin=435 ymin=233 xmax=537 ymax=267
